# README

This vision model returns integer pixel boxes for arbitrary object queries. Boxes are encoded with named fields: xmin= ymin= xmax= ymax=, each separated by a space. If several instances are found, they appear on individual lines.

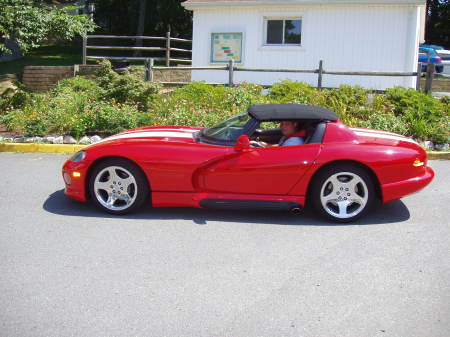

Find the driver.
xmin=278 ymin=121 xmax=305 ymax=146
xmin=251 ymin=120 xmax=305 ymax=147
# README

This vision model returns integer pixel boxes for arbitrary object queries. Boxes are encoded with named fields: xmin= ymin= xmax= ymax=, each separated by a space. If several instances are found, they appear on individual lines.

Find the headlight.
xmin=70 ymin=151 xmax=86 ymax=162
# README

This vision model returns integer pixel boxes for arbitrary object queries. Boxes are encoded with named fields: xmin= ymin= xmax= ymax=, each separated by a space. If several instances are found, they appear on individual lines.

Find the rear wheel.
xmin=89 ymin=159 xmax=149 ymax=215
xmin=310 ymin=164 xmax=375 ymax=223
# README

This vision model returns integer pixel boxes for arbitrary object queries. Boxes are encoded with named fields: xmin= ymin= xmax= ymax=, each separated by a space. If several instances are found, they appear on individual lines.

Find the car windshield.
xmin=201 ymin=112 xmax=250 ymax=141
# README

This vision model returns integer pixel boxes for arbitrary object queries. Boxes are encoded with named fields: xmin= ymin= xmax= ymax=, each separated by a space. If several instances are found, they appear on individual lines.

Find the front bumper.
xmin=62 ymin=160 xmax=90 ymax=202
xmin=382 ymin=166 xmax=435 ymax=203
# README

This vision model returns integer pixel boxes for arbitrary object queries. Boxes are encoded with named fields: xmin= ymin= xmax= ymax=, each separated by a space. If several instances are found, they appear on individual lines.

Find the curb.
xmin=427 ymin=151 xmax=450 ymax=160
xmin=0 ymin=142 xmax=449 ymax=159
xmin=0 ymin=143 xmax=85 ymax=154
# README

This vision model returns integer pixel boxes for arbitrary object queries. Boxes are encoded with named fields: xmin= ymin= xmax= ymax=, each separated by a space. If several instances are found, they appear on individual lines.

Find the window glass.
xmin=201 ymin=112 xmax=250 ymax=142
xmin=284 ymin=20 xmax=301 ymax=44
xmin=267 ymin=20 xmax=283 ymax=44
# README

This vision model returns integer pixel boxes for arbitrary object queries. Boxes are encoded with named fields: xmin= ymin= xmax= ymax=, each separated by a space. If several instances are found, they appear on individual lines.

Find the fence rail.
xmin=148 ymin=59 xmax=436 ymax=93
xmin=82 ymin=32 xmax=192 ymax=66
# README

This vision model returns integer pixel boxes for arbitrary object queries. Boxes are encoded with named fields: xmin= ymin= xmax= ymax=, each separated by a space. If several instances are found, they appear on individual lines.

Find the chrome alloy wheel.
xmin=319 ymin=172 xmax=369 ymax=219
xmin=93 ymin=166 xmax=138 ymax=211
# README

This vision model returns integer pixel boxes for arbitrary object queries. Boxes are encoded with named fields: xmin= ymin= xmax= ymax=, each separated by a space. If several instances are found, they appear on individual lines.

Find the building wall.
xmin=191 ymin=4 xmax=421 ymax=90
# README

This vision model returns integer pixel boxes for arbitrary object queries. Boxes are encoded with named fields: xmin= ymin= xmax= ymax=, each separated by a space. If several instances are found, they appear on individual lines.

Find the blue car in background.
xmin=419 ymin=47 xmax=444 ymax=73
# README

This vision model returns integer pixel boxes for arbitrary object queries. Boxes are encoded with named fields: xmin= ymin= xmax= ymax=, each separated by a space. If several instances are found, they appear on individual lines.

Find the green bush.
xmin=150 ymin=81 xmax=265 ymax=127
xmin=0 ymin=70 xmax=448 ymax=144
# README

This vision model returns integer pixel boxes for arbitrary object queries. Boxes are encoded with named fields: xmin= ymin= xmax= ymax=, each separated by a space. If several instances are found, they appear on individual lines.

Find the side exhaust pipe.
xmin=291 ymin=207 xmax=302 ymax=215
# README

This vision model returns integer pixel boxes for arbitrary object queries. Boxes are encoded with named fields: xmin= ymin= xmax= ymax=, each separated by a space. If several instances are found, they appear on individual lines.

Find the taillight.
xmin=436 ymin=56 xmax=442 ymax=63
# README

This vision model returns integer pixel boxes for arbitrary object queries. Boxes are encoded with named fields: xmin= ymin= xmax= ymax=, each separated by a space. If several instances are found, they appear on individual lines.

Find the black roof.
xmin=248 ymin=104 xmax=338 ymax=121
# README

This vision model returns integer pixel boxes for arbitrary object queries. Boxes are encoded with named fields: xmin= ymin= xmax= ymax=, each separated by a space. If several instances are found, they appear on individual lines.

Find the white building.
xmin=182 ymin=0 xmax=426 ymax=90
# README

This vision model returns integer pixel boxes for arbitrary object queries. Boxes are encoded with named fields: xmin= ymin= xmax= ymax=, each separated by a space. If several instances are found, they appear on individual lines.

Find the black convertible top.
xmin=248 ymin=104 xmax=338 ymax=121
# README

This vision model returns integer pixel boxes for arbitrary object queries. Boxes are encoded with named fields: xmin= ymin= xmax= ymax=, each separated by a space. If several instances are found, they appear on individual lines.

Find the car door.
xmin=197 ymin=144 xmax=322 ymax=195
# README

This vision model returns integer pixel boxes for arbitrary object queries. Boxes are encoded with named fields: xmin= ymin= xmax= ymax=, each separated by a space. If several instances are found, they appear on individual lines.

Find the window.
xmin=265 ymin=19 xmax=302 ymax=45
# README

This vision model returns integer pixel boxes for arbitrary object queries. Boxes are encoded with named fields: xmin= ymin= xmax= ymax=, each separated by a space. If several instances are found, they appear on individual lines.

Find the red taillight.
xmin=436 ymin=56 xmax=442 ymax=63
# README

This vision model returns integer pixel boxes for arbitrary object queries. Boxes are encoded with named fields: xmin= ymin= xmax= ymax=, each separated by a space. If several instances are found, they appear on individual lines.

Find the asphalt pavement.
xmin=0 ymin=153 xmax=449 ymax=337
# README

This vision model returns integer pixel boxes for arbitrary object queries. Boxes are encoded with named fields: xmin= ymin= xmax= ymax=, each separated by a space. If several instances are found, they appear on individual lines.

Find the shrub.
xmin=150 ymin=81 xmax=265 ymax=127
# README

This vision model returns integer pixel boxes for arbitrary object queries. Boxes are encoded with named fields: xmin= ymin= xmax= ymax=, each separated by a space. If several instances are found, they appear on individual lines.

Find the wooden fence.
xmin=82 ymin=32 xmax=192 ymax=66
xmin=148 ymin=60 xmax=437 ymax=93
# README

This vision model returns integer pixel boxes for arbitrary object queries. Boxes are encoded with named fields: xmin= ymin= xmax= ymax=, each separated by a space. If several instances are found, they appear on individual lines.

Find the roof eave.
xmin=182 ymin=0 xmax=425 ymax=11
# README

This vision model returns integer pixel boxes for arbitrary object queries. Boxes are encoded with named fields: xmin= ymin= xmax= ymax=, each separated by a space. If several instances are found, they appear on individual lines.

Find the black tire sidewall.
xmin=310 ymin=164 xmax=375 ymax=223
xmin=89 ymin=158 xmax=149 ymax=215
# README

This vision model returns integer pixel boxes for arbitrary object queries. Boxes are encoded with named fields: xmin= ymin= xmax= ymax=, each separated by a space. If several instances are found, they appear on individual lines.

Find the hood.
xmin=349 ymin=127 xmax=419 ymax=147
xmin=95 ymin=126 xmax=200 ymax=145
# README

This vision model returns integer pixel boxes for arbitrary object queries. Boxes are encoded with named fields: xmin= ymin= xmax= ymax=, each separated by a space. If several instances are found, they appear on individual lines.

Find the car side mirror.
xmin=234 ymin=135 xmax=250 ymax=152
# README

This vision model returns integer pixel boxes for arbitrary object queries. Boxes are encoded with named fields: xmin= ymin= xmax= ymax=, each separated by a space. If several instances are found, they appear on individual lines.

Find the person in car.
xmin=278 ymin=121 xmax=305 ymax=146
xmin=251 ymin=120 xmax=306 ymax=147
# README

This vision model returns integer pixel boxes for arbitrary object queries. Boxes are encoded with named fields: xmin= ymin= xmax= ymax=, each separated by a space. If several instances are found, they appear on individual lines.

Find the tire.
xmin=310 ymin=164 xmax=375 ymax=223
xmin=88 ymin=158 xmax=149 ymax=215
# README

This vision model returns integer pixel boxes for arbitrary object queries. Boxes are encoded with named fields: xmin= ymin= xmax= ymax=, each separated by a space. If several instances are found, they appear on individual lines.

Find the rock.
xmin=63 ymin=135 xmax=77 ymax=144
xmin=0 ymin=136 xmax=3 ymax=142
xmin=24 ymin=137 xmax=35 ymax=143
xmin=13 ymin=137 xmax=25 ymax=143
xmin=53 ymin=136 xmax=64 ymax=144
xmin=34 ymin=136 xmax=43 ymax=143
xmin=423 ymin=141 xmax=434 ymax=150
xmin=90 ymin=135 xmax=102 ymax=143
xmin=43 ymin=136 xmax=55 ymax=144
xmin=78 ymin=136 xmax=91 ymax=145
xmin=3 ymin=137 xmax=13 ymax=142
xmin=434 ymin=143 xmax=449 ymax=151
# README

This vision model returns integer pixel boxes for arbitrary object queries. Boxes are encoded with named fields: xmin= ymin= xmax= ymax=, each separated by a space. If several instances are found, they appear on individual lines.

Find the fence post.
xmin=425 ymin=63 xmax=435 ymax=94
xmin=318 ymin=60 xmax=323 ymax=89
xmin=228 ymin=59 xmax=234 ymax=87
xmin=145 ymin=58 xmax=154 ymax=82
xmin=166 ymin=31 xmax=171 ymax=67
xmin=416 ymin=62 xmax=422 ymax=91
xmin=82 ymin=36 xmax=87 ymax=65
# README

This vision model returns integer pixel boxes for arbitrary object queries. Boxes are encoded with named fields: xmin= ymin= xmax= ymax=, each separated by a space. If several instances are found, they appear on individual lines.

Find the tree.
xmin=425 ymin=0 xmax=450 ymax=48
xmin=92 ymin=0 xmax=192 ymax=38
xmin=0 ymin=0 xmax=97 ymax=55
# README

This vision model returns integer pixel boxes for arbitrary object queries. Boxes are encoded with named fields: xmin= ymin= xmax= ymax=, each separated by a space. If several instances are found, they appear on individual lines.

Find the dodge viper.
xmin=62 ymin=104 xmax=434 ymax=222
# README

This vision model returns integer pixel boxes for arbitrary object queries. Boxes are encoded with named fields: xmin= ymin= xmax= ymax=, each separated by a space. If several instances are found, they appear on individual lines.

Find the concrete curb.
xmin=0 ymin=142 xmax=449 ymax=159
xmin=0 ymin=143 xmax=85 ymax=154
xmin=427 ymin=151 xmax=450 ymax=160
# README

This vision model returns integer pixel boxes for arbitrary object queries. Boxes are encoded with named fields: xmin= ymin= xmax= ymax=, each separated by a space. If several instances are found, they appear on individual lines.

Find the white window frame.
xmin=263 ymin=17 xmax=302 ymax=46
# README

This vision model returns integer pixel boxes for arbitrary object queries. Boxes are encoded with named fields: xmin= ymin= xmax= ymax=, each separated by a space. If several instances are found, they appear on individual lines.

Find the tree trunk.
xmin=134 ymin=0 xmax=147 ymax=57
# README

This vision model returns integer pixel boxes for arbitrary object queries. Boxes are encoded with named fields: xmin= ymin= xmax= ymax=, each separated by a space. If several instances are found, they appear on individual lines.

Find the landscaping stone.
xmin=78 ymin=136 xmax=91 ymax=145
xmin=2 ymin=137 xmax=13 ymax=142
xmin=434 ymin=143 xmax=449 ymax=151
xmin=0 ymin=136 xmax=3 ymax=142
xmin=43 ymin=136 xmax=55 ymax=144
xmin=63 ymin=135 xmax=77 ymax=144
xmin=423 ymin=141 xmax=434 ymax=150
xmin=90 ymin=135 xmax=102 ymax=143
xmin=53 ymin=136 xmax=64 ymax=144
xmin=13 ymin=137 xmax=25 ymax=143
xmin=24 ymin=137 xmax=36 ymax=143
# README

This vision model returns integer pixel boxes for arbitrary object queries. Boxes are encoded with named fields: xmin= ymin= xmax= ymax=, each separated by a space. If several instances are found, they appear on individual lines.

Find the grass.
xmin=0 ymin=45 xmax=83 ymax=76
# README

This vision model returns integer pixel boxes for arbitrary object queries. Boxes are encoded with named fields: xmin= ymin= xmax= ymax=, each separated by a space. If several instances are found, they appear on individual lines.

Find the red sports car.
xmin=62 ymin=104 xmax=434 ymax=222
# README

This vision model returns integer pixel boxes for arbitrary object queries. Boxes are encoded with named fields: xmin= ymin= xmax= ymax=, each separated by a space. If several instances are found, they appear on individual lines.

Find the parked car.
xmin=62 ymin=104 xmax=434 ymax=223
xmin=419 ymin=47 xmax=444 ymax=73
xmin=420 ymin=44 xmax=450 ymax=61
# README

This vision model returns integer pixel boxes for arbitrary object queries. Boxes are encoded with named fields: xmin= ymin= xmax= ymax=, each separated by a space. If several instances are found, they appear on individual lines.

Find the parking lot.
xmin=0 ymin=153 xmax=449 ymax=337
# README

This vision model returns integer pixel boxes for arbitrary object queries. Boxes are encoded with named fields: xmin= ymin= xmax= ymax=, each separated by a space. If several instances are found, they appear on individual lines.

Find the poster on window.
xmin=210 ymin=33 xmax=243 ymax=63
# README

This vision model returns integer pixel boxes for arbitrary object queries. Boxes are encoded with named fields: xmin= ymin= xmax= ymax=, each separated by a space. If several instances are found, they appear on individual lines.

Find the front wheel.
xmin=89 ymin=159 xmax=149 ymax=215
xmin=310 ymin=164 xmax=375 ymax=223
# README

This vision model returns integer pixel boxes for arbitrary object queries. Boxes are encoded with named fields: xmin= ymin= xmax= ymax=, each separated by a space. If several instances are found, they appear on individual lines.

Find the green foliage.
xmin=385 ymin=87 xmax=449 ymax=140
xmin=95 ymin=59 xmax=160 ymax=110
xmin=150 ymin=81 xmax=265 ymax=127
xmin=0 ymin=0 xmax=96 ymax=55
xmin=1 ymin=73 xmax=448 ymax=145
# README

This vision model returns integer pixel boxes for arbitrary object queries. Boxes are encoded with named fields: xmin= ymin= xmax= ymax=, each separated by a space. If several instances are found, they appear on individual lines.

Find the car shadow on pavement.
xmin=43 ymin=190 xmax=410 ymax=226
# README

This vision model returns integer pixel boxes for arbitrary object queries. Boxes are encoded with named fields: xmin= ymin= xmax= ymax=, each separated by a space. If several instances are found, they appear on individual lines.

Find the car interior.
xmin=249 ymin=120 xmax=327 ymax=146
